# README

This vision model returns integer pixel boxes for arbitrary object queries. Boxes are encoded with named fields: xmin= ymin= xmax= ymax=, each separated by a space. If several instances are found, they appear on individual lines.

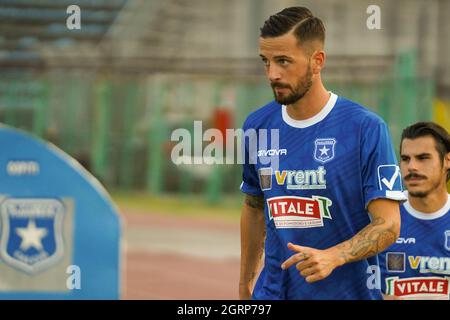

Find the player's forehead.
xmin=400 ymin=136 xmax=439 ymax=156
xmin=259 ymin=32 xmax=303 ymax=57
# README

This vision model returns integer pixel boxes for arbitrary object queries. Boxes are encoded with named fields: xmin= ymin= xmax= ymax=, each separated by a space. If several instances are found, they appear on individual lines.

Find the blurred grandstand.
xmin=1 ymin=0 xmax=450 ymax=201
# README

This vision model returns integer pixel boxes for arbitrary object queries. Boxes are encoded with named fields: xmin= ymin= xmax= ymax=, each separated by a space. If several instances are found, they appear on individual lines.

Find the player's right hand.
xmin=281 ymin=242 xmax=345 ymax=283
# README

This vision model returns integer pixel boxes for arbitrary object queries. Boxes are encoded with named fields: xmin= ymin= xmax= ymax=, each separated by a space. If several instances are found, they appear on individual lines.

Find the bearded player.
xmin=239 ymin=6 xmax=406 ymax=300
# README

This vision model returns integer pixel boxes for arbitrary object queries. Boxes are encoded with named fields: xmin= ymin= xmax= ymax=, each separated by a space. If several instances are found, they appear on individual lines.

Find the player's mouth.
xmin=275 ymin=88 xmax=288 ymax=95
xmin=271 ymin=82 xmax=291 ymax=90
xmin=404 ymin=173 xmax=427 ymax=185
xmin=407 ymin=182 xmax=424 ymax=189
xmin=273 ymin=87 xmax=292 ymax=97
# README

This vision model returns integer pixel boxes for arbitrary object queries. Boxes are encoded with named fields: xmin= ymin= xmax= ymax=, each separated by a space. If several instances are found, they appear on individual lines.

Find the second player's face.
xmin=259 ymin=32 xmax=313 ymax=105
xmin=400 ymin=136 xmax=449 ymax=197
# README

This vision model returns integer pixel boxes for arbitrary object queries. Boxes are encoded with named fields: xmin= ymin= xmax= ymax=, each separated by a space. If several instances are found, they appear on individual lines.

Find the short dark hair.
xmin=401 ymin=121 xmax=450 ymax=180
xmin=260 ymin=7 xmax=325 ymax=47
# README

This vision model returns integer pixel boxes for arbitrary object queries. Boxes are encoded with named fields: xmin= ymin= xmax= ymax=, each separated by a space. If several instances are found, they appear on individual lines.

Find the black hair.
xmin=260 ymin=7 xmax=325 ymax=47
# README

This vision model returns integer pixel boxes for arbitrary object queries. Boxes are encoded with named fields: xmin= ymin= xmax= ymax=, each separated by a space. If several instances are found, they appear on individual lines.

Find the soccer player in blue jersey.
xmin=380 ymin=122 xmax=450 ymax=300
xmin=239 ymin=6 xmax=407 ymax=300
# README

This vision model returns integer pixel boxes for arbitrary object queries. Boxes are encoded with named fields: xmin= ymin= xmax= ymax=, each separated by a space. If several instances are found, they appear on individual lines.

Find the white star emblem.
xmin=319 ymin=145 xmax=330 ymax=156
xmin=15 ymin=220 xmax=48 ymax=251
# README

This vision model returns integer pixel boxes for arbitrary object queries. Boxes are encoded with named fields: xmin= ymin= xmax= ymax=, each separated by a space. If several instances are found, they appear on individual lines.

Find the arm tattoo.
xmin=247 ymin=239 xmax=265 ymax=285
xmin=336 ymin=217 xmax=397 ymax=264
xmin=245 ymin=194 xmax=265 ymax=210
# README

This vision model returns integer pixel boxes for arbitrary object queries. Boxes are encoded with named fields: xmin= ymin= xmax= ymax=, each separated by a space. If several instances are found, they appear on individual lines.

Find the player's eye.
xmin=278 ymin=58 xmax=290 ymax=65
xmin=261 ymin=58 xmax=269 ymax=66
xmin=400 ymin=156 xmax=409 ymax=162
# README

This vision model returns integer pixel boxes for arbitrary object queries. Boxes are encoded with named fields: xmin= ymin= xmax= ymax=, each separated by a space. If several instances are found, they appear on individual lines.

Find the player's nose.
xmin=406 ymin=159 xmax=419 ymax=171
xmin=267 ymin=65 xmax=282 ymax=82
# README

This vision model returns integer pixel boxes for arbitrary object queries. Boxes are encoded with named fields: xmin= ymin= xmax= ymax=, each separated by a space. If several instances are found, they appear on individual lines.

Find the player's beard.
xmin=271 ymin=66 xmax=313 ymax=105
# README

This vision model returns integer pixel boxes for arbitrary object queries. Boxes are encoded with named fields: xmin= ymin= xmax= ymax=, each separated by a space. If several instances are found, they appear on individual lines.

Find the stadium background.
xmin=0 ymin=0 xmax=450 ymax=299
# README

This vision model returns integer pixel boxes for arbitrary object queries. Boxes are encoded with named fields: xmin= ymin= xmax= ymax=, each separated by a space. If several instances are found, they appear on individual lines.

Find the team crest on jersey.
xmin=0 ymin=198 xmax=65 ymax=274
xmin=314 ymin=138 xmax=336 ymax=164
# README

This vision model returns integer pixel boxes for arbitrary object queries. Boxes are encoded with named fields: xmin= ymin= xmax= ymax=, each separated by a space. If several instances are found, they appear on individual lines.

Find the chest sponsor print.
xmin=266 ymin=195 xmax=332 ymax=229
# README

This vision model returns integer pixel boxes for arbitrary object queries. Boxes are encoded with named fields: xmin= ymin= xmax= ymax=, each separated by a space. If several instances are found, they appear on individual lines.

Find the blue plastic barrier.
xmin=0 ymin=125 xmax=122 ymax=299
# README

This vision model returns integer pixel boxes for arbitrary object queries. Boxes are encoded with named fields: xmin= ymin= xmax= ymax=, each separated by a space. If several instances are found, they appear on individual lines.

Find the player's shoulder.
xmin=335 ymin=95 xmax=386 ymax=127
xmin=242 ymin=100 xmax=280 ymax=130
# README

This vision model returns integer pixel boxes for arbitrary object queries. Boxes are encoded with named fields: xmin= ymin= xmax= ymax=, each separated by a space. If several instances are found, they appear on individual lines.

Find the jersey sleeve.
xmin=360 ymin=117 xmax=407 ymax=208
xmin=240 ymin=118 xmax=263 ymax=197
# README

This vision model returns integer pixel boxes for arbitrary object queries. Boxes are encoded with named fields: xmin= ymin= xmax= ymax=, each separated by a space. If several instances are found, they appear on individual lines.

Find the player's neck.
xmin=286 ymin=81 xmax=330 ymax=120
xmin=408 ymin=187 xmax=449 ymax=213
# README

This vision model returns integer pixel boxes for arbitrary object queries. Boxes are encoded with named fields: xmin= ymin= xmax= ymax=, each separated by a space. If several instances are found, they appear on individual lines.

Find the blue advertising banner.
xmin=0 ymin=125 xmax=122 ymax=299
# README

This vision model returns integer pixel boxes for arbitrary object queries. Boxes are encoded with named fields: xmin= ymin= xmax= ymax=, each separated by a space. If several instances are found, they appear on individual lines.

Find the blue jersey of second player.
xmin=240 ymin=92 xmax=405 ymax=300
xmin=379 ymin=197 xmax=450 ymax=299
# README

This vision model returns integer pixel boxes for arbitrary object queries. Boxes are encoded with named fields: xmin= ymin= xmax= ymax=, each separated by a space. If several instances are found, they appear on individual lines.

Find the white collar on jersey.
xmin=403 ymin=193 xmax=450 ymax=220
xmin=281 ymin=92 xmax=338 ymax=128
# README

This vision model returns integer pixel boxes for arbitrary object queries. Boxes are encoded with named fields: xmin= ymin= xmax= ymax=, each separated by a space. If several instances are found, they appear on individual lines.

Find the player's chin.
xmin=407 ymin=187 xmax=429 ymax=198
xmin=275 ymin=91 xmax=289 ymax=99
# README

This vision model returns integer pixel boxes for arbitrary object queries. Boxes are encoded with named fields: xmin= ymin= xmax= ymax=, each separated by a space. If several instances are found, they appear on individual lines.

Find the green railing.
xmin=0 ymin=52 xmax=436 ymax=203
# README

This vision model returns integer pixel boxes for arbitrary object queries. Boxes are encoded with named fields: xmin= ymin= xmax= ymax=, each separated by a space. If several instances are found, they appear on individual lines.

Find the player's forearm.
xmin=239 ymin=195 xmax=266 ymax=299
xmin=330 ymin=216 xmax=400 ymax=267
xmin=280 ymin=200 xmax=401 ymax=284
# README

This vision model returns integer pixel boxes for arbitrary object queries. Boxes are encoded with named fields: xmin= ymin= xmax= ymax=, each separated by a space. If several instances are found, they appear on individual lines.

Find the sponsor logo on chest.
xmin=409 ymin=256 xmax=450 ymax=275
xmin=266 ymin=195 xmax=332 ymax=229
xmin=274 ymin=166 xmax=326 ymax=190
xmin=385 ymin=276 xmax=450 ymax=299
xmin=386 ymin=252 xmax=450 ymax=275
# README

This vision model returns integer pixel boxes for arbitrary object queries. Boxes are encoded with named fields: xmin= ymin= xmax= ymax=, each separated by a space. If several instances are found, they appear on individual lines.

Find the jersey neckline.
xmin=281 ymin=92 xmax=338 ymax=128
xmin=403 ymin=194 xmax=450 ymax=220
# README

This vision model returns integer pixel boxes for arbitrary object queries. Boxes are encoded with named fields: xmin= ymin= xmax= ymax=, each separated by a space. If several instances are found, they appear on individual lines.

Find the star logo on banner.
xmin=15 ymin=220 xmax=48 ymax=251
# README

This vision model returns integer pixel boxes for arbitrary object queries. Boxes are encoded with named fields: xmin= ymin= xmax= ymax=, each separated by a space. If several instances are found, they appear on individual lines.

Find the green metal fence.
xmin=0 ymin=53 xmax=435 ymax=202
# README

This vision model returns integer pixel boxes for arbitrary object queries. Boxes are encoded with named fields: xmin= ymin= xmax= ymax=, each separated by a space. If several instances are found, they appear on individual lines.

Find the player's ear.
xmin=444 ymin=152 xmax=450 ymax=170
xmin=310 ymin=49 xmax=325 ymax=74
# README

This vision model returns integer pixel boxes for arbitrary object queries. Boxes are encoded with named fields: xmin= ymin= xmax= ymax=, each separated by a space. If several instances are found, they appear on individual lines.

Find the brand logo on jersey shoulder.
xmin=314 ymin=138 xmax=336 ymax=164
xmin=385 ymin=276 xmax=450 ymax=299
xmin=275 ymin=166 xmax=326 ymax=190
xmin=396 ymin=237 xmax=416 ymax=244
xmin=266 ymin=196 xmax=332 ymax=229
xmin=377 ymin=165 xmax=402 ymax=191
xmin=445 ymin=231 xmax=450 ymax=251
xmin=257 ymin=149 xmax=287 ymax=157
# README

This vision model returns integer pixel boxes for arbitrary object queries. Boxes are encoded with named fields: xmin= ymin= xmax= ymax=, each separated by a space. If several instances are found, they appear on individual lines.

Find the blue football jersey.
xmin=240 ymin=92 xmax=406 ymax=300
xmin=379 ymin=197 xmax=450 ymax=299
